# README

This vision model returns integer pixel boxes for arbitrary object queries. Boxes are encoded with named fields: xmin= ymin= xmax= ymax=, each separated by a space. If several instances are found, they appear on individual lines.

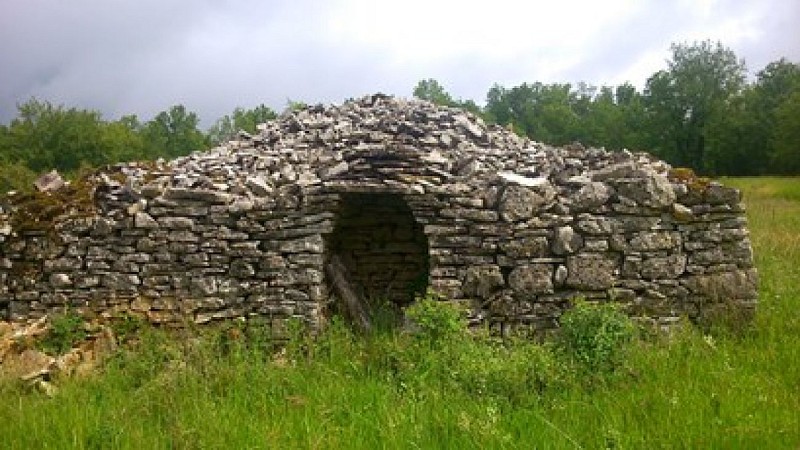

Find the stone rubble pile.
xmin=0 ymin=317 xmax=117 ymax=395
xmin=0 ymin=94 xmax=757 ymax=333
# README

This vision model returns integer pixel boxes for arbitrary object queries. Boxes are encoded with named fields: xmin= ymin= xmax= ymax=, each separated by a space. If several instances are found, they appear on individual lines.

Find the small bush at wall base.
xmin=557 ymin=299 xmax=636 ymax=374
xmin=38 ymin=310 xmax=88 ymax=355
xmin=109 ymin=313 xmax=146 ymax=344
xmin=404 ymin=290 xmax=467 ymax=345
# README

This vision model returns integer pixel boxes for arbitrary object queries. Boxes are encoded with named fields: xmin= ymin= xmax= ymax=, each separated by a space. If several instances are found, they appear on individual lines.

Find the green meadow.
xmin=1 ymin=177 xmax=798 ymax=449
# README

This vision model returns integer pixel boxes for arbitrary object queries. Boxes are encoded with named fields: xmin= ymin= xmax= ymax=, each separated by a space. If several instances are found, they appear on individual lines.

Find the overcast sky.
xmin=1 ymin=0 xmax=798 ymax=127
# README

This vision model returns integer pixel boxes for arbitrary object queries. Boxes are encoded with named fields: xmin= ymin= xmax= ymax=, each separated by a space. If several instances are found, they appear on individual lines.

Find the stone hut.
xmin=0 ymin=94 xmax=757 ymax=333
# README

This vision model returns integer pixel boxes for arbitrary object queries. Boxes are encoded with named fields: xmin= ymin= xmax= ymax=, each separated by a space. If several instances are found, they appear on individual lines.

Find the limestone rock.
xmin=554 ymin=265 xmax=568 ymax=286
xmin=508 ymin=264 xmax=554 ymax=296
xmin=614 ymin=172 xmax=676 ymax=209
xmin=572 ymin=181 xmax=612 ymax=210
xmin=320 ymin=161 xmax=349 ymax=179
xmin=498 ymin=172 xmax=548 ymax=188
xmin=683 ymin=269 xmax=758 ymax=302
xmin=499 ymin=183 xmax=555 ymax=222
xmin=672 ymin=203 xmax=694 ymax=221
xmin=552 ymin=226 xmax=583 ymax=255
xmin=158 ymin=217 xmax=194 ymax=230
xmin=34 ymin=170 xmax=65 ymax=192
xmin=591 ymin=161 xmax=639 ymax=181
xmin=500 ymin=236 xmax=549 ymax=258
xmin=641 ymin=254 xmax=687 ymax=279
xmin=704 ymin=183 xmax=740 ymax=205
xmin=49 ymin=273 xmax=72 ymax=288
xmin=629 ymin=231 xmax=682 ymax=252
xmin=246 ymin=176 xmax=273 ymax=196
xmin=163 ymin=188 xmax=232 ymax=204
xmin=461 ymin=265 xmax=505 ymax=299
xmin=566 ymin=253 xmax=619 ymax=290
xmin=3 ymin=348 xmax=54 ymax=380
xmin=134 ymin=212 xmax=159 ymax=229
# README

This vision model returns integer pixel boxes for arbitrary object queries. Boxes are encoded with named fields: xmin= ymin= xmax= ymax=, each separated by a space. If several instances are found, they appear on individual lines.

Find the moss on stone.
xmin=668 ymin=167 xmax=711 ymax=193
xmin=4 ymin=174 xmax=100 ymax=234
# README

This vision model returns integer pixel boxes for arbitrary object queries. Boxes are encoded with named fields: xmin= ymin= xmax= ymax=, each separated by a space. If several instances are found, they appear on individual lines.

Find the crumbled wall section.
xmin=0 ymin=94 xmax=757 ymax=332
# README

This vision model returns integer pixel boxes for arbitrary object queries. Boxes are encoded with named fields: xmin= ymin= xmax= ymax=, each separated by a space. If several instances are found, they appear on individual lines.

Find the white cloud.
xmin=325 ymin=0 xmax=641 ymax=66
xmin=0 ymin=0 xmax=798 ymax=125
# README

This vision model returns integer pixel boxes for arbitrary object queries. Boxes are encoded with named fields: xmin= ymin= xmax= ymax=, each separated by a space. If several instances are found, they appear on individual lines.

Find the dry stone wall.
xmin=0 ymin=94 xmax=757 ymax=333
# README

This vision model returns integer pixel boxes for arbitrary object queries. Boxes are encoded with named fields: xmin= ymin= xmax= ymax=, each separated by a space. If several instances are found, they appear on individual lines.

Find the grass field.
xmin=1 ymin=177 xmax=799 ymax=449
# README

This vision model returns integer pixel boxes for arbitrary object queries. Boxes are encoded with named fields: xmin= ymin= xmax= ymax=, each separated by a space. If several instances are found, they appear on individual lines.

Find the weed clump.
xmin=108 ymin=313 xmax=146 ymax=344
xmin=668 ymin=167 xmax=711 ymax=193
xmin=38 ymin=310 xmax=88 ymax=355
xmin=557 ymin=300 xmax=636 ymax=374
xmin=4 ymin=177 xmax=99 ymax=234
xmin=404 ymin=290 xmax=467 ymax=345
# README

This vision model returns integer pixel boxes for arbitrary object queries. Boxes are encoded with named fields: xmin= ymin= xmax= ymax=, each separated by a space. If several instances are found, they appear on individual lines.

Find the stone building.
xmin=0 ymin=94 xmax=757 ymax=333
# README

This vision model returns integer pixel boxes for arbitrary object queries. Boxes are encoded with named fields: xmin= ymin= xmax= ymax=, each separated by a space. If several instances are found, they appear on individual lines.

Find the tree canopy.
xmin=207 ymin=105 xmax=277 ymax=145
xmin=418 ymin=41 xmax=799 ymax=176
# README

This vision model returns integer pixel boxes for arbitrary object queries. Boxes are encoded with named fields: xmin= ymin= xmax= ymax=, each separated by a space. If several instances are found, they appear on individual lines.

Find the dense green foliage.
xmin=413 ymin=78 xmax=482 ymax=115
xmin=1 ymin=177 xmax=799 ymax=447
xmin=556 ymin=300 xmax=637 ymax=373
xmin=37 ymin=309 xmax=88 ymax=356
xmin=404 ymin=292 xmax=467 ymax=345
xmin=0 ymin=102 xmax=276 ymax=192
xmin=417 ymin=41 xmax=800 ymax=176
xmin=207 ymin=104 xmax=277 ymax=145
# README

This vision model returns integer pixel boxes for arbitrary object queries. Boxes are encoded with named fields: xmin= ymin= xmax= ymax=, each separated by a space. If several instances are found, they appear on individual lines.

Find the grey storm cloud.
xmin=1 ymin=0 xmax=798 ymax=127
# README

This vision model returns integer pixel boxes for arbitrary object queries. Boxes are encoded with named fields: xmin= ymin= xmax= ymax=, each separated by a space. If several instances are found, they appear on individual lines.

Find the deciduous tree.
xmin=208 ymin=104 xmax=277 ymax=145
xmin=142 ymin=105 xmax=206 ymax=159
xmin=644 ymin=40 xmax=746 ymax=173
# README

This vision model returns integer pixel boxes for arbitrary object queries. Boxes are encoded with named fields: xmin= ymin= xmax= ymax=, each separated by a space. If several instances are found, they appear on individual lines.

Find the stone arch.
xmin=325 ymin=192 xmax=429 ymax=315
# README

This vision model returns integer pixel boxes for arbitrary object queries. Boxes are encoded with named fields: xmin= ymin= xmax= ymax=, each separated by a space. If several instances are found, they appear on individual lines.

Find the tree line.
xmin=0 ymin=101 xmax=277 ymax=191
xmin=415 ymin=41 xmax=800 ymax=177
xmin=0 ymin=40 xmax=797 ymax=192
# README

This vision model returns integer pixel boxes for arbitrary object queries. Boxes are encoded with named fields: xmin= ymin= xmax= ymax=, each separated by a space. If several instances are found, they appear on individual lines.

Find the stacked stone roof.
xmin=100 ymin=93 xmax=674 ymax=213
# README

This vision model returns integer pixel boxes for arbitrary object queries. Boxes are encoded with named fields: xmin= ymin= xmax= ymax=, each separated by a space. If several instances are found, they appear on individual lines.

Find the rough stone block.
xmin=508 ymin=264 xmax=554 ymax=296
xmin=552 ymin=226 xmax=583 ymax=255
xmin=499 ymin=184 xmax=556 ymax=222
xmin=461 ymin=265 xmax=504 ymax=299
xmin=566 ymin=253 xmax=619 ymax=290
xmin=682 ymin=269 xmax=758 ymax=302
xmin=641 ymin=254 xmax=687 ymax=279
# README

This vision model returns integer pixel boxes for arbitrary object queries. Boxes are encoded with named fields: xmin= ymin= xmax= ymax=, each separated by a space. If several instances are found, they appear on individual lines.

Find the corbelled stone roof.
xmin=99 ymin=93 xmax=675 ymax=213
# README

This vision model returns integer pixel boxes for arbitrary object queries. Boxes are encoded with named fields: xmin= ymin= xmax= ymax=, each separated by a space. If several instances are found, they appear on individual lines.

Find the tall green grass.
xmin=1 ymin=177 xmax=799 ymax=449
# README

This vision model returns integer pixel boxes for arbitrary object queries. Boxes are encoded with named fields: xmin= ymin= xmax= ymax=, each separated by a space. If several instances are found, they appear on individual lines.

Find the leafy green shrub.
xmin=39 ymin=310 xmax=88 ymax=355
xmin=404 ymin=291 xmax=466 ymax=345
xmin=557 ymin=300 xmax=636 ymax=373
xmin=109 ymin=313 xmax=145 ymax=343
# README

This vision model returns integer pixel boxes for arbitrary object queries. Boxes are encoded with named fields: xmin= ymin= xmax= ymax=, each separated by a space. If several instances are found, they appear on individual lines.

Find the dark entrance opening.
xmin=326 ymin=193 xmax=429 ymax=323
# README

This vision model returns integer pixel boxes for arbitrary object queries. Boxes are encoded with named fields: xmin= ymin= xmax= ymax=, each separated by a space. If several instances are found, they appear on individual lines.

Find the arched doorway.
xmin=325 ymin=193 xmax=429 ymax=325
